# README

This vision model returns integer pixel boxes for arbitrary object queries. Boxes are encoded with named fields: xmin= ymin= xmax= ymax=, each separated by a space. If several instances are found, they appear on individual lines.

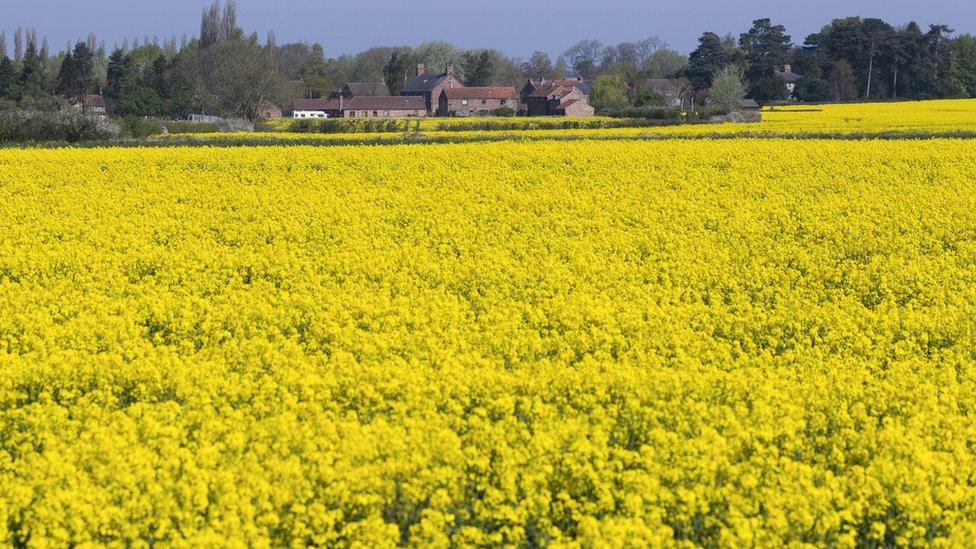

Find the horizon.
xmin=2 ymin=0 xmax=974 ymax=59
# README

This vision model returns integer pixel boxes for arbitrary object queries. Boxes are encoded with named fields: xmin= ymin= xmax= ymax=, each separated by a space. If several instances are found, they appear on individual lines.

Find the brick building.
xmin=438 ymin=87 xmax=518 ymax=116
xmin=342 ymin=96 xmax=428 ymax=118
xmin=401 ymin=64 xmax=464 ymax=115
xmin=521 ymin=77 xmax=591 ymax=102
xmin=292 ymin=96 xmax=427 ymax=118
xmin=525 ymin=84 xmax=595 ymax=117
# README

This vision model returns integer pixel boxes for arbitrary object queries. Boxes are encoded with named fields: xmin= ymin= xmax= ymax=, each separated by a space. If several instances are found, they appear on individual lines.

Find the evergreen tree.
xmin=739 ymin=18 xmax=792 ymax=100
xmin=685 ymin=32 xmax=733 ymax=89
xmin=0 ymin=56 xmax=16 ymax=98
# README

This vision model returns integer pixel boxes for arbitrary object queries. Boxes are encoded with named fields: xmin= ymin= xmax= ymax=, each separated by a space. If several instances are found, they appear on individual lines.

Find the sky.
xmin=3 ymin=0 xmax=974 ymax=59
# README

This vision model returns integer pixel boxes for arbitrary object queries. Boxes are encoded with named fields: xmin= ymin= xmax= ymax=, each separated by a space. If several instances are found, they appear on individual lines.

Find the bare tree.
xmin=0 ymin=32 xmax=6 ymax=59
xmin=201 ymin=1 xmax=220 ymax=48
xmin=664 ymin=78 xmax=694 ymax=108
xmin=204 ymin=40 xmax=286 ymax=120
xmin=220 ymin=0 xmax=238 ymax=43
xmin=634 ymin=36 xmax=666 ymax=70
xmin=14 ymin=27 xmax=23 ymax=61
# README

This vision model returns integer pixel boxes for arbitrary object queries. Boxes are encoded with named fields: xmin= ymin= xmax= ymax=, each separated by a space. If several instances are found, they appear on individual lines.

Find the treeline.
xmin=684 ymin=17 xmax=974 ymax=102
xmin=1 ymin=3 xmax=975 ymax=121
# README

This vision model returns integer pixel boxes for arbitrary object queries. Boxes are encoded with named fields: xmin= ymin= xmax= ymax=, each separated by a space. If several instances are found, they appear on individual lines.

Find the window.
xmin=373 ymin=111 xmax=379 ymax=117
xmin=482 ymin=100 xmax=487 ymax=105
xmin=384 ymin=111 xmax=390 ymax=117
xmin=461 ymin=100 xmax=468 ymax=105
xmin=501 ymin=99 xmax=508 ymax=105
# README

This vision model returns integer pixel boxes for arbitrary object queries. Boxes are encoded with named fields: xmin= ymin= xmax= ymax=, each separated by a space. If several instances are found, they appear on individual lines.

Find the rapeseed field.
xmin=2 ymin=139 xmax=976 ymax=546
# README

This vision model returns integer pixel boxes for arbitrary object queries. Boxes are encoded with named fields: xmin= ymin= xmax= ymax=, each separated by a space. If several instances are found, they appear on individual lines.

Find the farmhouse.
xmin=341 ymin=96 xmax=428 ymax=118
xmin=401 ymin=64 xmax=464 ymax=115
xmin=521 ymin=77 xmax=591 ymax=101
xmin=438 ymin=87 xmax=518 ymax=117
xmin=775 ymin=65 xmax=802 ymax=98
xmin=525 ymin=83 xmax=595 ymax=117
xmin=72 ymin=94 xmax=110 ymax=120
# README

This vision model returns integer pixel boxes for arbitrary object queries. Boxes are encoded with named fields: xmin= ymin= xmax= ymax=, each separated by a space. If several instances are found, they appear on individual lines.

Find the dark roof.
xmin=344 ymin=96 xmax=427 ymax=110
xmin=558 ymin=99 xmax=578 ymax=109
xmin=442 ymin=87 xmax=518 ymax=100
xmin=775 ymin=70 xmax=802 ymax=83
xmin=527 ymin=85 xmax=574 ymax=99
xmin=293 ymin=98 xmax=341 ymax=111
xmin=403 ymin=71 xmax=453 ymax=93
xmin=644 ymin=79 xmax=672 ymax=94
xmin=86 ymin=95 xmax=106 ymax=108
xmin=739 ymin=99 xmax=761 ymax=109
xmin=343 ymin=82 xmax=391 ymax=96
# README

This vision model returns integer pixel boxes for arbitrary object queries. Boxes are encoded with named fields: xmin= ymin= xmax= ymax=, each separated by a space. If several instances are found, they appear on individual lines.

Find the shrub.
xmin=0 ymin=110 xmax=120 ymax=143
xmin=491 ymin=106 xmax=516 ymax=117
xmin=288 ymin=118 xmax=422 ymax=134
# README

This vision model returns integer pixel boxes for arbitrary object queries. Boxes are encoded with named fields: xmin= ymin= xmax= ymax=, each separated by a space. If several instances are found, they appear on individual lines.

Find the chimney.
xmin=417 ymin=63 xmax=425 ymax=76
xmin=446 ymin=63 xmax=455 ymax=76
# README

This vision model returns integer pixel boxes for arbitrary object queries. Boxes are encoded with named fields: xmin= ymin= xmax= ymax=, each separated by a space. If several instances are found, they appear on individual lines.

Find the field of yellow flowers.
xmin=2 ymin=138 xmax=976 ymax=546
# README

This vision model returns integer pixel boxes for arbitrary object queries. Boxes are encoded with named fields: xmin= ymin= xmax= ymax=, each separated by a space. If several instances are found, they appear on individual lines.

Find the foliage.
xmin=739 ymin=18 xmax=791 ymax=100
xmin=711 ymin=64 xmax=748 ymax=112
xmin=590 ymin=74 xmax=630 ymax=112
xmin=0 ymin=109 xmax=119 ymax=142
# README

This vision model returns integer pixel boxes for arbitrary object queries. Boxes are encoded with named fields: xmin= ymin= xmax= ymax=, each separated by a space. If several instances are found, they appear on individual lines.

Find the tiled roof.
xmin=442 ymin=87 xmax=518 ymax=100
xmin=344 ymin=82 xmax=391 ymax=96
xmin=403 ymin=71 xmax=451 ymax=93
xmin=775 ymin=70 xmax=802 ymax=83
xmin=344 ymin=96 xmax=427 ymax=110
xmin=527 ymin=85 xmax=573 ymax=99
xmin=293 ymin=98 xmax=341 ymax=111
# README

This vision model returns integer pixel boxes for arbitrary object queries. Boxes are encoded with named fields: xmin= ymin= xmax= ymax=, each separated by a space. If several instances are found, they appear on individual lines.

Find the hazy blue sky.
xmin=3 ymin=0 xmax=974 ymax=58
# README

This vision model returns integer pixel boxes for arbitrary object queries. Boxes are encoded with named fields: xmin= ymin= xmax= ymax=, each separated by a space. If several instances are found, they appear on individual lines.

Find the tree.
xmin=739 ymin=18 xmax=792 ymax=100
xmin=18 ymin=36 xmax=49 ymax=103
xmin=710 ymin=64 xmax=747 ymax=112
xmin=522 ymin=51 xmax=553 ymax=79
xmin=828 ymin=59 xmax=857 ymax=100
xmin=552 ymin=57 xmax=569 ymax=79
xmin=383 ymin=50 xmax=416 ymax=95
xmin=590 ymin=74 xmax=628 ymax=111
xmin=415 ymin=41 xmax=463 ymax=76
xmin=685 ymin=32 xmax=733 ymax=89
xmin=0 ymin=56 xmax=15 ymax=98
xmin=646 ymin=48 xmax=688 ymax=78
xmin=56 ymin=41 xmax=95 ymax=102
xmin=105 ymin=48 xmax=130 ymax=100
xmin=469 ymin=51 xmax=494 ymax=86
xmin=563 ymin=39 xmax=603 ymax=79
xmin=952 ymin=35 xmax=976 ymax=97
xmin=203 ymin=38 xmax=287 ymax=120
xmin=634 ymin=36 xmax=666 ymax=70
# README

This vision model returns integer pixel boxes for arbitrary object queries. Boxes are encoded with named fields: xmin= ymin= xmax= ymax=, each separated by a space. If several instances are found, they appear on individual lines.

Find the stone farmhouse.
xmin=400 ymin=64 xmax=465 ymax=115
xmin=438 ymin=87 xmax=518 ymax=117
xmin=775 ymin=65 xmax=802 ymax=98
xmin=525 ymin=82 xmax=595 ymax=117
xmin=521 ymin=77 xmax=591 ymax=102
